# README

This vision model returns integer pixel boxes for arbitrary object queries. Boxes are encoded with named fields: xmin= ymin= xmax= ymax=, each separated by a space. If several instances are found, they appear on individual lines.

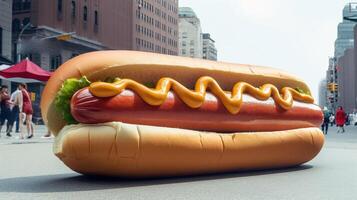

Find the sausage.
xmin=71 ymin=88 xmax=323 ymax=133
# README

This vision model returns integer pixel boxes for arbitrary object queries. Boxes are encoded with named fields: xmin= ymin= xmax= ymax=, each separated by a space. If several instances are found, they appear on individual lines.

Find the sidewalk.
xmin=0 ymin=125 xmax=54 ymax=145
xmin=1 ymin=124 xmax=356 ymax=145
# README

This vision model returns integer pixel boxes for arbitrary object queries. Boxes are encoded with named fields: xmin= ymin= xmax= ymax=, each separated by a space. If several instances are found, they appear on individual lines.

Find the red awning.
xmin=0 ymin=58 xmax=52 ymax=82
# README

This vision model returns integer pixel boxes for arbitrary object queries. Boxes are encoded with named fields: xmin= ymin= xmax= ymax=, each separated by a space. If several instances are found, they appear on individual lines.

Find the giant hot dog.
xmin=41 ymin=50 xmax=324 ymax=177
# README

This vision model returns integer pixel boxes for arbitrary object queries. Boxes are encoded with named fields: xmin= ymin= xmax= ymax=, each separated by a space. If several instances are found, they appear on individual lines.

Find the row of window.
xmin=135 ymin=24 xmax=177 ymax=47
xmin=136 ymin=11 xmax=154 ymax=25
xmin=135 ymin=38 xmax=177 ymax=55
xmin=181 ymin=40 xmax=195 ymax=47
xmin=154 ymin=8 xmax=177 ymax=24
xmin=13 ymin=0 xmax=31 ymax=12
xmin=181 ymin=48 xmax=195 ymax=55
xmin=137 ymin=0 xmax=154 ymax=12
xmin=136 ymin=24 xmax=154 ymax=38
xmin=136 ymin=11 xmax=177 ymax=37
xmin=57 ymin=0 xmax=99 ymax=28
xmin=137 ymin=0 xmax=178 ymax=14
xmin=154 ymin=0 xmax=177 ymax=13
xmin=136 ymin=38 xmax=155 ymax=50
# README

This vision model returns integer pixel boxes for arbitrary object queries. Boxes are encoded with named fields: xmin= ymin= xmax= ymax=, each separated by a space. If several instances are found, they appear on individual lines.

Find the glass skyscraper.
xmin=335 ymin=3 xmax=357 ymax=59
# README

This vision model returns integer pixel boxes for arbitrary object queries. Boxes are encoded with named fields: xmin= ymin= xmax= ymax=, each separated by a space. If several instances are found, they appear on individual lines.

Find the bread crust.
xmin=41 ymin=50 xmax=312 ymax=135
xmin=54 ymin=122 xmax=324 ymax=177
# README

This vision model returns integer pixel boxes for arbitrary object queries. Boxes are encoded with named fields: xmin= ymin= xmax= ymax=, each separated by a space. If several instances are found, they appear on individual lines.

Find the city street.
xmin=0 ymin=125 xmax=356 ymax=200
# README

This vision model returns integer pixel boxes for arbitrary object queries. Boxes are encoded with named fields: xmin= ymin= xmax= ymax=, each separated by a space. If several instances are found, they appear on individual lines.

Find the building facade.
xmin=326 ymin=3 xmax=357 ymax=112
xmin=335 ymin=25 xmax=357 ymax=114
xmin=202 ymin=33 xmax=217 ymax=61
xmin=337 ymin=48 xmax=356 ymax=113
xmin=0 ymin=0 xmax=12 ymax=61
xmin=11 ymin=0 xmax=179 ymax=120
xmin=0 ymin=0 xmax=13 ymax=88
xmin=318 ymin=78 xmax=327 ymax=109
xmin=325 ymin=57 xmax=338 ymax=111
xmin=178 ymin=7 xmax=202 ymax=58
xmin=334 ymin=3 xmax=357 ymax=59
xmin=12 ymin=0 xmax=179 ymax=71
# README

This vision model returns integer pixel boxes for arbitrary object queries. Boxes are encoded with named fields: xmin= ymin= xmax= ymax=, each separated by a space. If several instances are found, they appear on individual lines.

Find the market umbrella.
xmin=0 ymin=58 xmax=52 ymax=82
xmin=0 ymin=64 xmax=11 ymax=70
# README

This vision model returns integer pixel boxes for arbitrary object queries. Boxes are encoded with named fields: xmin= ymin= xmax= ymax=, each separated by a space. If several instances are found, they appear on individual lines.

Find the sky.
xmin=179 ymin=0 xmax=352 ymax=100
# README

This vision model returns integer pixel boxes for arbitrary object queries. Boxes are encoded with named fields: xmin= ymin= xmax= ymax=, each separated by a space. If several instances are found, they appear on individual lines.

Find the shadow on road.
xmin=0 ymin=165 xmax=312 ymax=193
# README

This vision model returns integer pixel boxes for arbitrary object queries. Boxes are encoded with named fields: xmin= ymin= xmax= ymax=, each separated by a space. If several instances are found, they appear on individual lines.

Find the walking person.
xmin=321 ymin=107 xmax=330 ymax=135
xmin=18 ymin=83 xmax=34 ymax=139
xmin=9 ymin=86 xmax=22 ymax=135
xmin=336 ymin=106 xmax=346 ymax=133
xmin=329 ymin=114 xmax=335 ymax=127
xmin=0 ymin=85 xmax=12 ymax=137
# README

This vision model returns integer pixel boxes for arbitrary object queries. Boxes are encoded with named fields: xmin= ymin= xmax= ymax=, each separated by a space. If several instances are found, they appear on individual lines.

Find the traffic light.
xmin=327 ymin=83 xmax=338 ymax=92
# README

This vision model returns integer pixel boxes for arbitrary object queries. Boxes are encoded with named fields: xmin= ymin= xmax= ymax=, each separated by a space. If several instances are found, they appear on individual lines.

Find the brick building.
xmin=11 ymin=0 xmax=179 ymax=120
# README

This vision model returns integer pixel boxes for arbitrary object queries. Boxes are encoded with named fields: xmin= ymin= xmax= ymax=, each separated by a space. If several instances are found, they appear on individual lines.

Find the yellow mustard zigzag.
xmin=88 ymin=76 xmax=314 ymax=114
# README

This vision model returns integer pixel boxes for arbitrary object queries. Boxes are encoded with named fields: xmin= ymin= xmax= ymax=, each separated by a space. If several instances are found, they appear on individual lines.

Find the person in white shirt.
xmin=9 ymin=88 xmax=21 ymax=134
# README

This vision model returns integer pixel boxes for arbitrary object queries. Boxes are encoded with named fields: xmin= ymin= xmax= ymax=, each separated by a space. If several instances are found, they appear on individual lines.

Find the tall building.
xmin=0 ymin=0 xmax=12 ymax=61
xmin=326 ymin=3 xmax=357 ymax=112
xmin=12 ymin=0 xmax=178 ymax=70
xmin=202 ymin=33 xmax=217 ymax=61
xmin=325 ymin=57 xmax=338 ymax=111
xmin=335 ymin=3 xmax=357 ymax=59
xmin=0 ymin=0 xmax=13 ymax=88
xmin=178 ymin=7 xmax=202 ymax=58
xmin=318 ymin=78 xmax=327 ymax=109
xmin=337 ymin=47 xmax=357 ymax=113
xmin=11 ymin=0 xmax=178 ymax=119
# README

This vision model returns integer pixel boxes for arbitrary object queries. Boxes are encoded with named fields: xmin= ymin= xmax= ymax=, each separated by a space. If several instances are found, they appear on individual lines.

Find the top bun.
xmin=41 ymin=50 xmax=311 ymax=135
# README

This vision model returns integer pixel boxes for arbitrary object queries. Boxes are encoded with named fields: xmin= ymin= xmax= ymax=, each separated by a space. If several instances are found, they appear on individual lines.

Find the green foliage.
xmin=55 ymin=76 xmax=91 ymax=124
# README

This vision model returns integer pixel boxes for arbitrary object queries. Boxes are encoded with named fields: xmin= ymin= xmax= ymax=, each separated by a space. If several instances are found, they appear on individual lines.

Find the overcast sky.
xmin=179 ymin=0 xmax=351 ymax=99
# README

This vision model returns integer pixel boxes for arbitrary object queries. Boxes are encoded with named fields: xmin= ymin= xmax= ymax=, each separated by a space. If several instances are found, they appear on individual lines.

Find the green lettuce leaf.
xmin=295 ymin=87 xmax=311 ymax=96
xmin=55 ymin=76 xmax=91 ymax=124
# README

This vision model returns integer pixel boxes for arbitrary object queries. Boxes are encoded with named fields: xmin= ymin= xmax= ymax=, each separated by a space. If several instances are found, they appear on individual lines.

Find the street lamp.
xmin=16 ymin=22 xmax=33 ymax=62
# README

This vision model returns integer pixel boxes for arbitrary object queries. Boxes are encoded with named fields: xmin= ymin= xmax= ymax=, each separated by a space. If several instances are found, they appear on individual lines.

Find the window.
xmin=0 ymin=27 xmax=2 ymax=56
xmin=94 ymin=10 xmax=98 ymax=25
xmin=83 ymin=6 xmax=88 ymax=21
xmin=190 ymin=48 xmax=194 ymax=54
xmin=71 ymin=1 xmax=76 ymax=18
xmin=23 ymin=17 xmax=30 ymax=26
xmin=12 ymin=19 xmax=21 ymax=32
xmin=190 ymin=40 xmax=194 ymax=46
xmin=23 ymin=0 xmax=31 ymax=10
xmin=50 ymin=55 xmax=62 ymax=71
xmin=57 ymin=0 xmax=63 ymax=13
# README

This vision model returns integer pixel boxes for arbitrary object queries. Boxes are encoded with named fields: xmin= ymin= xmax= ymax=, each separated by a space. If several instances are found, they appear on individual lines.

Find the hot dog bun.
xmin=42 ymin=50 xmax=324 ymax=177
xmin=54 ymin=122 xmax=324 ymax=177
xmin=41 ymin=50 xmax=311 ymax=135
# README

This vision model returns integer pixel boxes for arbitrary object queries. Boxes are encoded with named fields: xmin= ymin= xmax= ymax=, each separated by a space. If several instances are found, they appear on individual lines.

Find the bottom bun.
xmin=54 ymin=122 xmax=324 ymax=177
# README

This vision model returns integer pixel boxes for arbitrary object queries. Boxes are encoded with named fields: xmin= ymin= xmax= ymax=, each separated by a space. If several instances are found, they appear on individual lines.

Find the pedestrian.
xmin=0 ymin=85 xmax=12 ymax=137
xmin=8 ymin=85 xmax=22 ymax=134
xmin=41 ymin=129 xmax=52 ymax=138
xmin=335 ymin=106 xmax=346 ymax=133
xmin=18 ymin=83 xmax=34 ymax=139
xmin=329 ymin=114 xmax=335 ymax=126
xmin=321 ymin=107 xmax=330 ymax=134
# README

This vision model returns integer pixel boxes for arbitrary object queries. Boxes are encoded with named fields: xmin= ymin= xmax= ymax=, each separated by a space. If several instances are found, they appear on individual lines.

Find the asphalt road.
xmin=0 ymin=125 xmax=356 ymax=200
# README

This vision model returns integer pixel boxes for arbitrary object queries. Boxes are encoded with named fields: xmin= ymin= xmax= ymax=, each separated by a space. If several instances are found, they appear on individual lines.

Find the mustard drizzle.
xmin=88 ymin=76 xmax=314 ymax=114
